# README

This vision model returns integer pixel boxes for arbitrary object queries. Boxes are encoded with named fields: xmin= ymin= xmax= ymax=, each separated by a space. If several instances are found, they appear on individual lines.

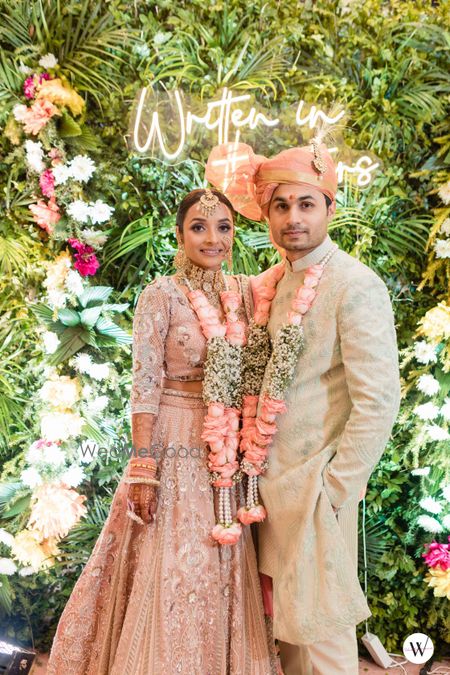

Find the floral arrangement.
xmin=185 ymin=284 xmax=247 ymax=545
xmin=0 ymin=57 xmax=129 ymax=578
xmin=7 ymin=53 xmax=114 ymax=276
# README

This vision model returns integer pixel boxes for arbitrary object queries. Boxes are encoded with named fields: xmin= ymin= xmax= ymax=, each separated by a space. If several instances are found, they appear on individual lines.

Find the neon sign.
xmin=129 ymin=87 xmax=380 ymax=187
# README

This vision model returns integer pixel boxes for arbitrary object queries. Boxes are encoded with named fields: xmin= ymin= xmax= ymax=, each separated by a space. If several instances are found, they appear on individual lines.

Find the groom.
xmin=207 ymin=141 xmax=401 ymax=674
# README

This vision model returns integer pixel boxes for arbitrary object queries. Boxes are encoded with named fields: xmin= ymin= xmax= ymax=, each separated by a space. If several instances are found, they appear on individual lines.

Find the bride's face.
xmin=178 ymin=200 xmax=234 ymax=271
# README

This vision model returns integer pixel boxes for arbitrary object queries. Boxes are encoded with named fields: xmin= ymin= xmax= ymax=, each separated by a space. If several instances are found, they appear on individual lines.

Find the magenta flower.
xmin=39 ymin=169 xmax=55 ymax=198
xmin=423 ymin=537 xmax=450 ymax=571
xmin=68 ymin=238 xmax=100 ymax=276
xmin=23 ymin=76 xmax=36 ymax=99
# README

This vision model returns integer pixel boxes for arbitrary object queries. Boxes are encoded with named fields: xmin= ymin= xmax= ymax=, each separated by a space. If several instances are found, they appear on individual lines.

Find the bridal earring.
xmin=174 ymin=240 xmax=189 ymax=274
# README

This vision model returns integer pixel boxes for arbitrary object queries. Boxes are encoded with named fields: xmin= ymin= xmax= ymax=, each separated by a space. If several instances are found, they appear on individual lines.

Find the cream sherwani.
xmin=257 ymin=236 xmax=401 ymax=656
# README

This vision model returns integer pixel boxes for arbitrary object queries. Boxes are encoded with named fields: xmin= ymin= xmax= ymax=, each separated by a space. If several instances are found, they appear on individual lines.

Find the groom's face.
xmin=267 ymin=184 xmax=336 ymax=259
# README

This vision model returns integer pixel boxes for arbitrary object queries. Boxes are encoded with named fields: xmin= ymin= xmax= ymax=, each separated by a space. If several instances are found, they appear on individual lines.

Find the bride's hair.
xmin=176 ymin=188 xmax=236 ymax=232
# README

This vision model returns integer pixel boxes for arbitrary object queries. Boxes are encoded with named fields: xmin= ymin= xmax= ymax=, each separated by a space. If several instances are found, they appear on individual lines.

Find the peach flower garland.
xmin=238 ymin=247 xmax=338 ymax=523
xmin=185 ymin=284 xmax=247 ymax=545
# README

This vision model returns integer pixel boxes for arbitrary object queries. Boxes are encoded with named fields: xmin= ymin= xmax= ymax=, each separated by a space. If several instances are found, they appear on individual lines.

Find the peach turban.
xmin=205 ymin=141 xmax=338 ymax=222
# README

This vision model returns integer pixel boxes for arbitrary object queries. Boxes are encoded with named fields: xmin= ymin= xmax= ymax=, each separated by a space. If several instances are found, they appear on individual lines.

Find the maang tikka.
xmin=199 ymin=188 xmax=220 ymax=216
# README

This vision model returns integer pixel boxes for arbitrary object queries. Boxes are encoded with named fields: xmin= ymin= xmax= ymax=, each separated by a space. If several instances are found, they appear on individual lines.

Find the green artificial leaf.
xmin=57 ymin=308 xmax=81 ymax=327
xmin=59 ymin=111 xmax=82 ymax=137
xmin=95 ymin=317 xmax=132 ymax=344
xmin=79 ymin=306 xmax=103 ymax=328
xmin=2 ymin=493 xmax=30 ymax=518
xmin=77 ymin=286 xmax=113 ymax=308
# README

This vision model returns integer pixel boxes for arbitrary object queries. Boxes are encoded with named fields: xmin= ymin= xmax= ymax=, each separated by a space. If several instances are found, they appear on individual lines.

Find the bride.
xmin=47 ymin=187 xmax=278 ymax=674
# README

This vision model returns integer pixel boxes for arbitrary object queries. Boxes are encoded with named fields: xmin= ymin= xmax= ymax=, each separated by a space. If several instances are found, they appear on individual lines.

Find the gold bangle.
xmin=124 ymin=477 xmax=160 ymax=486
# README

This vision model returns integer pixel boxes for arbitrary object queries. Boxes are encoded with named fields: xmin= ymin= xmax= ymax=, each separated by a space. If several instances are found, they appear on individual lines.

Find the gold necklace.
xmin=174 ymin=259 xmax=227 ymax=309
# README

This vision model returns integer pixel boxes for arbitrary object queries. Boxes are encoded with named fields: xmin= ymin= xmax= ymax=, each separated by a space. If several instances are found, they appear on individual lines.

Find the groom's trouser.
xmin=279 ymin=627 xmax=358 ymax=675
xmin=279 ymin=504 xmax=360 ymax=675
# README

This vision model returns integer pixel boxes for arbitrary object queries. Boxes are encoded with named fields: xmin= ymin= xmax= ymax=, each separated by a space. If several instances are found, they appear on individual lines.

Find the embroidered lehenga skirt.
xmin=47 ymin=389 xmax=277 ymax=675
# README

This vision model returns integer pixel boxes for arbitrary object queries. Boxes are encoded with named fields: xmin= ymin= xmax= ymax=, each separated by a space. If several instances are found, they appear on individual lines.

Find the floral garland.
xmin=183 ymin=280 xmax=247 ymax=545
xmin=238 ymin=246 xmax=338 ymax=524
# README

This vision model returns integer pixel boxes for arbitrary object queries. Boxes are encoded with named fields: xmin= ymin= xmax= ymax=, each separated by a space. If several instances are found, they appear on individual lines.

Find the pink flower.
xmin=291 ymin=301 xmax=310 ymax=314
xmin=68 ymin=238 xmax=99 ymax=276
xmin=224 ymin=434 xmax=240 ymax=455
xmin=196 ymin=305 xmax=220 ymax=322
xmin=208 ymin=402 xmax=224 ymax=417
xmin=21 ymin=99 xmax=61 ymax=135
xmin=260 ymin=398 xmax=288 ymax=416
xmin=203 ymin=323 xmax=227 ymax=339
xmin=308 ymin=264 xmax=324 ymax=278
xmin=295 ymin=286 xmax=316 ymax=304
xmin=212 ymin=478 xmax=233 ymax=488
xmin=255 ymin=418 xmax=277 ymax=437
xmin=48 ymin=148 xmax=64 ymax=166
xmin=211 ymin=522 xmax=242 ymax=545
xmin=303 ymin=274 xmax=319 ymax=288
xmin=220 ymin=291 xmax=242 ymax=313
xmin=208 ymin=449 xmax=228 ymax=465
xmin=254 ymin=310 xmax=269 ymax=325
xmin=39 ymin=169 xmax=55 ymax=198
xmin=29 ymin=197 xmax=60 ymax=234
xmin=225 ymin=408 xmax=241 ymax=431
xmin=242 ymin=395 xmax=259 ymax=418
xmin=208 ymin=439 xmax=225 ymax=454
xmin=245 ymin=445 xmax=268 ymax=463
xmin=287 ymin=311 xmax=303 ymax=325
xmin=24 ymin=76 xmax=36 ymax=99
xmin=226 ymin=320 xmax=247 ymax=346
xmin=423 ymin=539 xmax=450 ymax=570
xmin=237 ymin=504 xmax=267 ymax=525
xmin=188 ymin=290 xmax=209 ymax=308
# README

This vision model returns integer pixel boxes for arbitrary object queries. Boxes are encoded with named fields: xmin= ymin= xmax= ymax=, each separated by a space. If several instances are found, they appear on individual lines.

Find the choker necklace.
xmin=174 ymin=259 xmax=227 ymax=309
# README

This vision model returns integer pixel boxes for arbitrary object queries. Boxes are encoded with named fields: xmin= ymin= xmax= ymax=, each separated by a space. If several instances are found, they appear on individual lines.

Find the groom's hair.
xmin=176 ymin=189 xmax=236 ymax=232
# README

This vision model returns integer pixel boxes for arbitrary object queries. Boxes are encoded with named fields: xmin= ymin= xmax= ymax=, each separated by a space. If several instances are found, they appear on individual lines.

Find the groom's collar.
xmin=285 ymin=235 xmax=335 ymax=272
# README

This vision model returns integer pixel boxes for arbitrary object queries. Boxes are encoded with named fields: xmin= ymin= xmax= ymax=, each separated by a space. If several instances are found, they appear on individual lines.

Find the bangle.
xmin=124 ymin=477 xmax=160 ymax=486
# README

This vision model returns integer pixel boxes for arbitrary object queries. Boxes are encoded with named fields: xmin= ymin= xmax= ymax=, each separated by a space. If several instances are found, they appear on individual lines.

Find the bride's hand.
xmin=128 ymin=483 xmax=158 ymax=524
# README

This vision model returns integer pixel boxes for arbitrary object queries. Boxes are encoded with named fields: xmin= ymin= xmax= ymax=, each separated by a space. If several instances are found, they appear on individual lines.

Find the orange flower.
xmin=21 ymin=99 xmax=61 ymax=135
xmin=36 ymin=78 xmax=85 ymax=116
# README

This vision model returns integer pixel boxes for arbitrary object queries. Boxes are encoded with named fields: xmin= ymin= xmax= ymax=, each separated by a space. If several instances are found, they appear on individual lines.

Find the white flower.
xmin=441 ymin=399 xmax=450 ymax=421
xmin=442 ymin=485 xmax=450 ymax=502
xmin=61 ymin=465 xmax=85 ymax=488
xmin=42 ymin=331 xmax=60 ymax=355
xmin=19 ymin=63 xmax=32 ymax=75
xmin=65 ymin=270 xmax=84 ymax=297
xmin=417 ymin=514 xmax=443 ymax=533
xmin=442 ymin=514 xmax=450 ymax=530
xmin=81 ymin=383 xmax=93 ymax=398
xmin=47 ymin=288 xmax=67 ymax=309
xmin=73 ymin=353 xmax=93 ymax=374
xmin=88 ymin=199 xmax=114 ymax=224
xmin=42 ymin=444 xmax=66 ymax=467
xmin=52 ymin=164 xmax=71 ymax=185
xmin=413 ymin=341 xmax=437 ymax=365
xmin=13 ymin=104 xmax=28 ymax=122
xmin=0 ymin=529 xmax=15 ymax=548
xmin=87 ymin=395 xmax=109 ymax=414
xmin=40 ymin=411 xmax=84 ymax=442
xmin=25 ymin=140 xmax=45 ymax=173
xmin=133 ymin=43 xmax=151 ymax=58
xmin=426 ymin=424 xmax=450 ymax=442
xmin=18 ymin=566 xmax=35 ymax=576
xmin=440 ymin=218 xmax=450 ymax=236
xmin=21 ymin=467 xmax=43 ymax=488
xmin=438 ymin=180 xmax=450 ymax=205
xmin=82 ymin=228 xmax=109 ymax=248
xmin=38 ymin=53 xmax=58 ymax=69
xmin=419 ymin=497 xmax=443 ymax=514
xmin=434 ymin=239 xmax=450 ymax=259
xmin=411 ymin=467 xmax=431 ymax=476
xmin=25 ymin=442 xmax=43 ymax=465
xmin=0 ymin=558 xmax=17 ymax=575
xmin=89 ymin=363 xmax=110 ymax=381
xmin=79 ymin=439 xmax=99 ymax=464
xmin=414 ymin=402 xmax=440 ymax=421
xmin=69 ymin=155 xmax=96 ymax=183
xmin=417 ymin=374 xmax=440 ymax=396
xmin=67 ymin=199 xmax=91 ymax=224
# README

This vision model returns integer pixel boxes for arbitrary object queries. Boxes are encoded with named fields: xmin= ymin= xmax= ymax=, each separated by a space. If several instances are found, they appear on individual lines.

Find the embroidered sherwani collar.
xmin=285 ymin=235 xmax=335 ymax=272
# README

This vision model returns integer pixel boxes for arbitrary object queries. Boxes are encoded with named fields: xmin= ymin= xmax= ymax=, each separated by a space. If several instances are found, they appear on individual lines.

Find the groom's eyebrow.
xmin=273 ymin=195 xmax=316 ymax=203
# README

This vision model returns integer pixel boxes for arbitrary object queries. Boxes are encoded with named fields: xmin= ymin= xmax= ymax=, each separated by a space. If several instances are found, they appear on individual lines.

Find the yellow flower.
xmin=419 ymin=302 xmax=450 ymax=344
xmin=425 ymin=566 xmax=450 ymax=600
xmin=28 ymin=483 xmax=87 ymax=540
xmin=11 ymin=529 xmax=59 ymax=571
xmin=36 ymin=78 xmax=85 ymax=116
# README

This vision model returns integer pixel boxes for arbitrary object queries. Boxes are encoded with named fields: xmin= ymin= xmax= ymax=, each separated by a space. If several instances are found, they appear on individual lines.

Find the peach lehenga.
xmin=47 ymin=274 xmax=278 ymax=675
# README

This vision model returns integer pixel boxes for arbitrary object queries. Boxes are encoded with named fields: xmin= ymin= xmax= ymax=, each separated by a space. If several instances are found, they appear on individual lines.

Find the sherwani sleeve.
xmin=322 ymin=271 xmax=401 ymax=510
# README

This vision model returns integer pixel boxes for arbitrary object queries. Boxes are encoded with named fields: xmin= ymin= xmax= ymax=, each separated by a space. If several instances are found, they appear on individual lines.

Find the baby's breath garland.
xmin=237 ymin=246 xmax=338 ymax=525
